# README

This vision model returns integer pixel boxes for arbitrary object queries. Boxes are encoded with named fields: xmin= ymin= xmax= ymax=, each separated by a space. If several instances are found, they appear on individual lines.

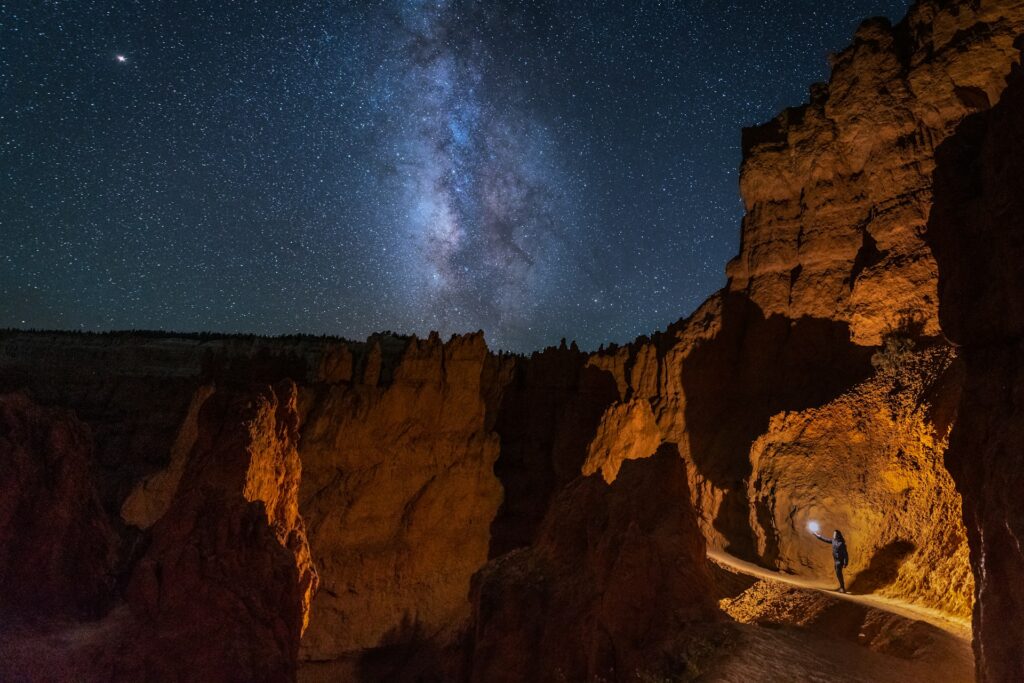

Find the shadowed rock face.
xmin=0 ymin=381 xmax=316 ymax=682
xmin=927 ymin=48 xmax=1024 ymax=683
xmin=0 ymin=395 xmax=119 ymax=620
xmin=467 ymin=449 xmax=717 ymax=683
xmin=489 ymin=344 xmax=621 ymax=557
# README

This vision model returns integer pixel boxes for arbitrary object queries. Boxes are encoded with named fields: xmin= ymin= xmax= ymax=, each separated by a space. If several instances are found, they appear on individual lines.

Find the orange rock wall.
xmin=746 ymin=346 xmax=972 ymax=617
xmin=731 ymin=0 xmax=1024 ymax=345
xmin=295 ymin=333 xmax=509 ymax=672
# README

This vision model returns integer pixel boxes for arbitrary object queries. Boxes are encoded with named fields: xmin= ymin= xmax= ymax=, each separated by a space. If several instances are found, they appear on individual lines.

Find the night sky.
xmin=2 ymin=0 xmax=910 ymax=352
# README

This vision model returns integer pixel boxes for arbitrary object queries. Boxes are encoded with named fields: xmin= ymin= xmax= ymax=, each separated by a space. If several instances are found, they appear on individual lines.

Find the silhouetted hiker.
xmin=814 ymin=529 xmax=849 ymax=593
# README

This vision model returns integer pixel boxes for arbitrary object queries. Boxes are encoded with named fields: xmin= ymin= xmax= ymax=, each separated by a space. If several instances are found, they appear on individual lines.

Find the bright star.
xmin=115 ymin=54 xmax=127 ymax=63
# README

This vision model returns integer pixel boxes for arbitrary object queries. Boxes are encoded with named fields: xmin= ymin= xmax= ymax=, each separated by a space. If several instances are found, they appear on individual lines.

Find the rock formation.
xmin=468 ymin=449 xmax=717 ymax=682
xmin=489 ymin=343 xmax=621 ymax=557
xmin=295 ymin=333 xmax=508 ymax=678
xmin=0 ymin=395 xmax=118 ymax=620
xmin=2 ymin=0 xmax=1024 ymax=680
xmin=554 ymin=0 xmax=1024 ymax=626
xmin=732 ymin=0 xmax=1024 ymax=345
xmin=746 ymin=344 xmax=971 ymax=617
xmin=0 ymin=379 xmax=318 ymax=681
xmin=926 ymin=42 xmax=1024 ymax=683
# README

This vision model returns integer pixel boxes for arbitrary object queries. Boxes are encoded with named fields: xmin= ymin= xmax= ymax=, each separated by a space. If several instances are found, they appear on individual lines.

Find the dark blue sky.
xmin=2 ymin=0 xmax=909 ymax=352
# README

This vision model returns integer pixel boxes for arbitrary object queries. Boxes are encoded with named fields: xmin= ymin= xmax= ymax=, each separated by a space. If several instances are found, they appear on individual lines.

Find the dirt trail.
xmin=692 ymin=550 xmax=974 ymax=683
xmin=708 ymin=550 xmax=972 ymax=638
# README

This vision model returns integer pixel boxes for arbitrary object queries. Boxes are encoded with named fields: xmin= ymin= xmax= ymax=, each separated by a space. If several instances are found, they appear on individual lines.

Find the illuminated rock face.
xmin=122 ymin=381 xmax=317 ymax=680
xmin=560 ymin=0 xmax=1024 ymax=624
xmin=731 ymin=0 xmax=1024 ymax=345
xmin=295 ymin=333 xmax=508 ymax=670
xmin=927 ymin=50 xmax=1024 ymax=683
xmin=746 ymin=346 xmax=972 ymax=617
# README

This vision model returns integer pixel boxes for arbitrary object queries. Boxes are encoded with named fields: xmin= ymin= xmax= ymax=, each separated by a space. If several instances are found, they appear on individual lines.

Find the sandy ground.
xmin=691 ymin=550 xmax=975 ymax=683
xmin=1 ymin=552 xmax=973 ymax=682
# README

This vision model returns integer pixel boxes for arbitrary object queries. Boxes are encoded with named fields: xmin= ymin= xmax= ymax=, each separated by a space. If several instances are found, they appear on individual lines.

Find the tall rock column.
xmin=123 ymin=380 xmax=318 ymax=681
xmin=295 ymin=333 xmax=508 ymax=675
xmin=926 ymin=48 xmax=1024 ymax=683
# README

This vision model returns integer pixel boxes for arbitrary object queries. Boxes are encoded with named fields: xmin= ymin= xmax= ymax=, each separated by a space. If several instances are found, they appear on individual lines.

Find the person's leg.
xmin=835 ymin=561 xmax=846 ymax=592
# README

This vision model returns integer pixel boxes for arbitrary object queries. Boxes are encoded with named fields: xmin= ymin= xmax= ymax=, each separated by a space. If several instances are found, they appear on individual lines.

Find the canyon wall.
xmin=927 ymin=45 xmax=1024 ymax=683
xmin=294 ymin=333 xmax=510 ymax=679
xmin=746 ymin=344 xmax=971 ymax=616
xmin=732 ymin=0 xmax=1024 ymax=346
xmin=548 ymin=0 xmax=1024 ymax=621
xmin=0 ymin=332 xmax=712 ymax=681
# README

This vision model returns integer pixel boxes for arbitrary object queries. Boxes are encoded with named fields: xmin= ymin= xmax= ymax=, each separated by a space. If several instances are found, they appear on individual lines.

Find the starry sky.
xmin=2 ymin=0 xmax=910 ymax=352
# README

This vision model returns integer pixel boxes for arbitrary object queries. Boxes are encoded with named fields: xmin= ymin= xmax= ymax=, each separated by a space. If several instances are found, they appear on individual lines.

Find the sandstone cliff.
xmin=927 ymin=43 xmax=1024 ymax=683
xmin=732 ymin=0 xmax=1024 ymax=346
xmin=295 ymin=333 xmax=509 ymax=678
xmin=0 ymin=381 xmax=316 ymax=681
xmin=746 ymin=344 xmax=971 ymax=617
xmin=561 ymin=0 xmax=1024 ymax=620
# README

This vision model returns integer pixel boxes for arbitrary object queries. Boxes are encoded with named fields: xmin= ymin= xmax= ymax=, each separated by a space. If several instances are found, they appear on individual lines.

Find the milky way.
xmin=2 ymin=0 xmax=911 ymax=352
xmin=376 ymin=1 xmax=571 ymax=348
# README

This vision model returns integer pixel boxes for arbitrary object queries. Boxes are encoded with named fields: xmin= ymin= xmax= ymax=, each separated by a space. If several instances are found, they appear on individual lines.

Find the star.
xmin=115 ymin=54 xmax=127 ymax=63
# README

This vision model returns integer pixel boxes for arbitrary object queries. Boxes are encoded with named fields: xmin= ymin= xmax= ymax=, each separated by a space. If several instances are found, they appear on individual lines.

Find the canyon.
xmin=2 ymin=0 xmax=1024 ymax=681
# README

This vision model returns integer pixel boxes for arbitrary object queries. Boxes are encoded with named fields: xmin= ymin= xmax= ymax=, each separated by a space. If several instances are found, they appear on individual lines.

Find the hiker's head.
xmin=834 ymin=530 xmax=844 ymax=542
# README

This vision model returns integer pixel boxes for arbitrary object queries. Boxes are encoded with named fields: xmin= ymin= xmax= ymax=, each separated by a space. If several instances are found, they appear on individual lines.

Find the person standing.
xmin=814 ymin=529 xmax=849 ymax=593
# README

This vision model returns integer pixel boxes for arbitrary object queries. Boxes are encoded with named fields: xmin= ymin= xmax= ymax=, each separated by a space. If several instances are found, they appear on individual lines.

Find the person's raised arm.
xmin=813 ymin=533 xmax=832 ymax=544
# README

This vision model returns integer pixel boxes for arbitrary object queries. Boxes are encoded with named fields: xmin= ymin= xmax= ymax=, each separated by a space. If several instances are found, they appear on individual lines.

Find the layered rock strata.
xmin=295 ymin=333 xmax=509 ymax=673
xmin=732 ymin=0 xmax=1024 ymax=345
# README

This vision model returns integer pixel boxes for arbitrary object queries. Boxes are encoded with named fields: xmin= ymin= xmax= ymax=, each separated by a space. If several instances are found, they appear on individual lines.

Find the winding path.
xmin=695 ymin=550 xmax=974 ymax=683
xmin=707 ymin=549 xmax=972 ymax=638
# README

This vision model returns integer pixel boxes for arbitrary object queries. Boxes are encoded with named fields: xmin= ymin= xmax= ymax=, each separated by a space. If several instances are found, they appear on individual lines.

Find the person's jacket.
xmin=815 ymin=533 xmax=849 ymax=566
